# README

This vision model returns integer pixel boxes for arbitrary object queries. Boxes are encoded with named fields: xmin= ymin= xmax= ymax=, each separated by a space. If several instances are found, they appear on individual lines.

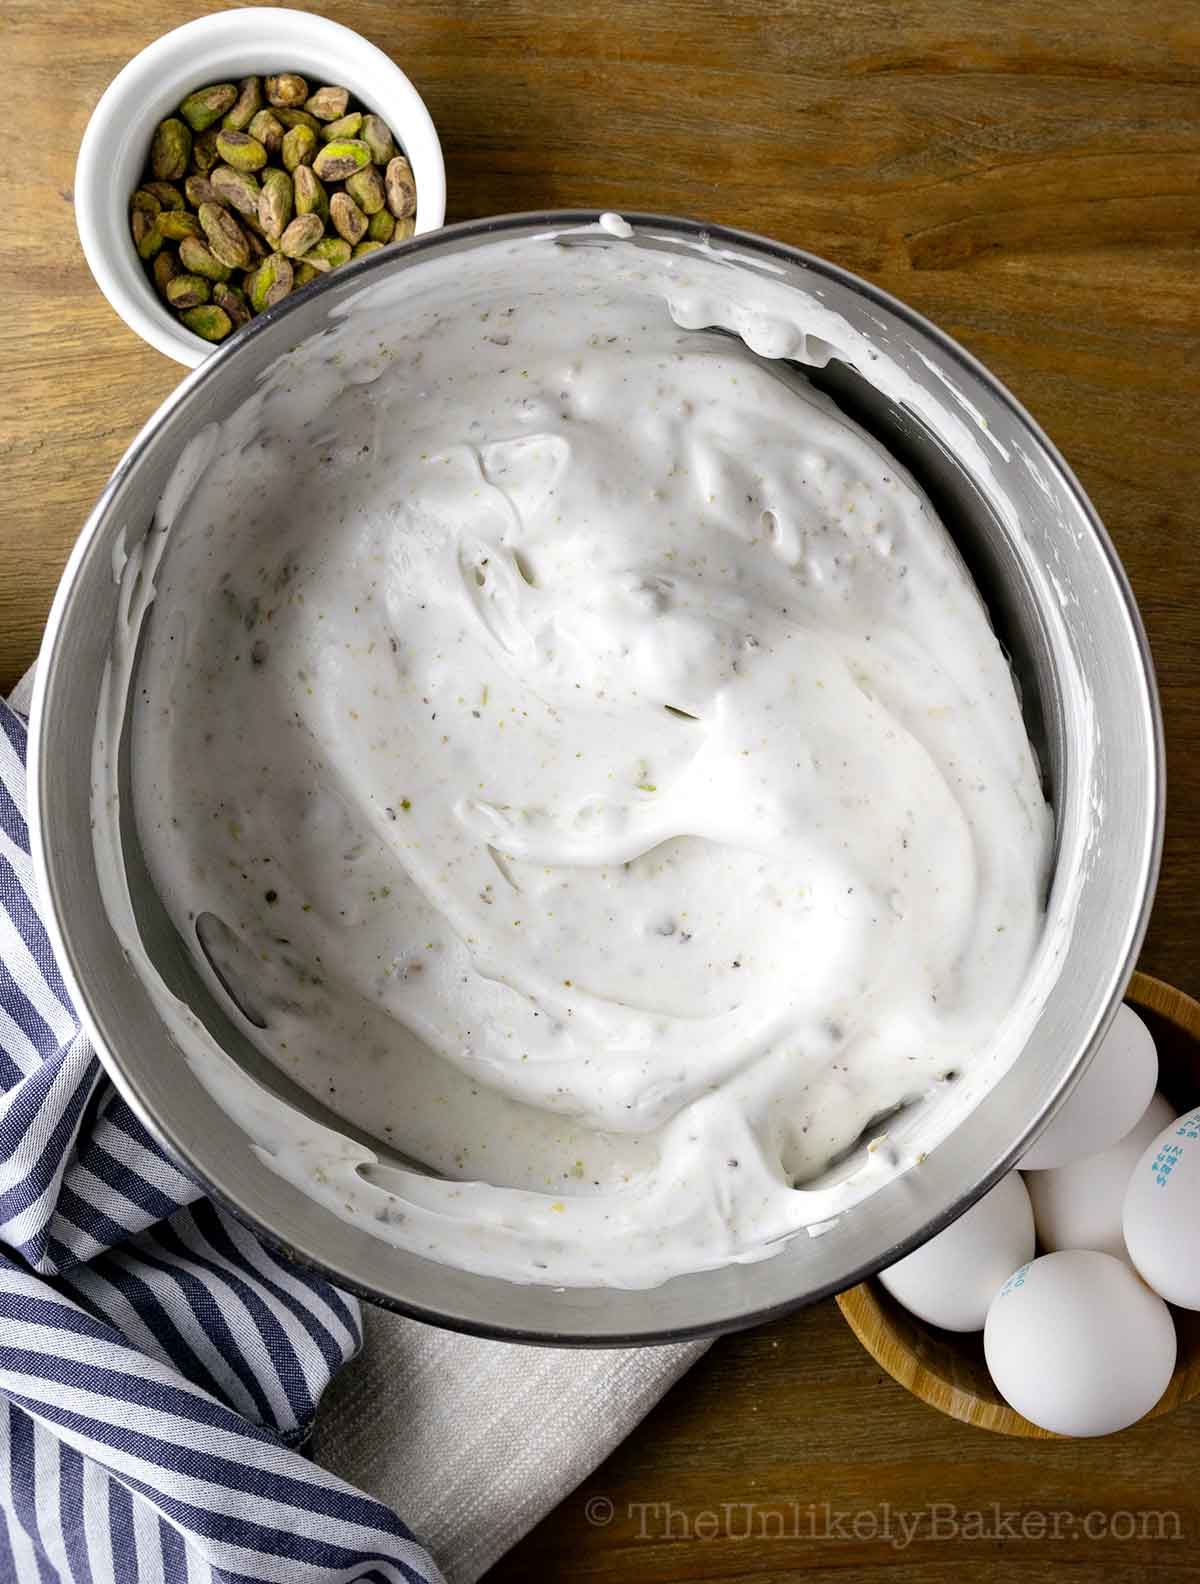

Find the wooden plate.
xmin=836 ymin=971 xmax=1200 ymax=1436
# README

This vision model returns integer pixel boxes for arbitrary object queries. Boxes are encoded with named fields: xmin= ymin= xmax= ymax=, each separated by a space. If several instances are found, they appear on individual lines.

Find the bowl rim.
xmin=73 ymin=5 xmax=446 ymax=368
xmin=836 ymin=971 xmax=1200 ymax=1436
xmin=29 ymin=210 xmax=1165 ymax=1344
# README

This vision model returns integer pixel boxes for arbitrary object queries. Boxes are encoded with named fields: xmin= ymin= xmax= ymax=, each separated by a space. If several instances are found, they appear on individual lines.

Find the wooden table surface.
xmin=7 ymin=0 xmax=1200 ymax=1578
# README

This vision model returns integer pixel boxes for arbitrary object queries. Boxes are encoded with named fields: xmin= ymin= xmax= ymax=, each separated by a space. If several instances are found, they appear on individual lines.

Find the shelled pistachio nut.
xmin=184 ymin=174 xmax=218 ymax=207
xmin=179 ymin=83 xmax=237 ymax=132
xmin=279 ymin=213 xmax=325 ymax=258
xmin=305 ymin=85 xmax=350 ymax=121
xmin=247 ymin=252 xmax=294 ymax=312
xmin=215 ymin=130 xmax=268 ymax=172
xmin=134 ymin=214 xmax=164 ymax=260
xmin=150 ymin=118 xmax=192 ymax=181
xmin=181 ymin=303 xmax=233 ymax=341
xmin=282 ymin=124 xmax=318 ymax=173
xmin=223 ymin=76 xmax=263 ymax=133
xmin=330 ymin=192 xmax=368 ymax=245
xmin=247 ymin=109 xmax=285 ymax=158
xmin=199 ymin=202 xmax=252 ymax=269
xmin=384 ymin=155 xmax=417 ymax=220
xmin=312 ymin=138 xmax=372 ymax=182
xmin=210 ymin=165 xmax=261 ymax=219
xmin=159 ymin=210 xmax=203 ymax=241
xmin=143 ymin=181 xmax=185 ymax=210
xmin=213 ymin=282 xmax=252 ymax=329
xmin=258 ymin=169 xmax=294 ymax=242
xmin=265 ymin=73 xmax=309 ymax=108
xmin=179 ymin=235 xmax=232 ymax=282
xmin=306 ymin=236 xmax=352 ymax=269
xmin=345 ymin=163 xmax=386 ymax=215
xmin=360 ymin=114 xmax=396 ymax=166
xmin=165 ymin=273 xmax=211 ymax=309
xmin=320 ymin=111 xmax=363 ymax=143
xmin=275 ymin=107 xmax=322 ymax=134
xmin=191 ymin=127 xmax=220 ymax=174
xmin=152 ymin=250 xmax=179 ymax=296
xmin=292 ymin=164 xmax=329 ymax=222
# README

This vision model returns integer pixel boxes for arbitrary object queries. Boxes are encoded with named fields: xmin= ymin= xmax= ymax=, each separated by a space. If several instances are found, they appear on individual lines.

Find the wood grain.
xmin=5 ymin=2 xmax=1200 ymax=1579
xmin=836 ymin=973 xmax=1200 ymax=1440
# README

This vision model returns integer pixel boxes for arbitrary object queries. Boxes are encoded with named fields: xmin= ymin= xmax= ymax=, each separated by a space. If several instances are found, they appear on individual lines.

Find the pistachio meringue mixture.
xmin=100 ymin=220 xmax=1056 ymax=1288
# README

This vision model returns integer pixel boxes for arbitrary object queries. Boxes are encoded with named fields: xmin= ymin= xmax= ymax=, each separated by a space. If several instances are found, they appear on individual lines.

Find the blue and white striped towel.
xmin=0 ymin=695 xmax=445 ymax=1583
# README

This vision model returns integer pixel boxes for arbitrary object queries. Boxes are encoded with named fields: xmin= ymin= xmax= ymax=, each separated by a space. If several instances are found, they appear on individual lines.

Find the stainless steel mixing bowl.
xmin=29 ymin=213 xmax=1162 ymax=1343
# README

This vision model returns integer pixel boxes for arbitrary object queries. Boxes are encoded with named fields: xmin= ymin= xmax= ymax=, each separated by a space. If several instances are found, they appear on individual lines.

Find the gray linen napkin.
xmin=12 ymin=660 xmax=708 ymax=1584
xmin=10 ymin=666 xmax=35 ymax=714
xmin=313 ymin=1308 xmax=707 ymax=1582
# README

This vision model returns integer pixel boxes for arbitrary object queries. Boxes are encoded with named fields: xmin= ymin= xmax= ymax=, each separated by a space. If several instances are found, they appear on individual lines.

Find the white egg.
xmin=1123 ymin=1103 xmax=1200 ymax=1309
xmin=1020 ymin=1003 xmax=1158 ymax=1169
xmin=1024 ymin=1091 xmax=1176 ymax=1263
xmin=878 ymin=1172 xmax=1034 ymax=1332
xmin=984 ymin=1250 xmax=1176 ymax=1436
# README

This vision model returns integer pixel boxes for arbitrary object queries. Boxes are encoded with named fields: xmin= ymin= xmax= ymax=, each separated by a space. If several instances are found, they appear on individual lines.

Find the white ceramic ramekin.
xmin=75 ymin=7 xmax=446 ymax=367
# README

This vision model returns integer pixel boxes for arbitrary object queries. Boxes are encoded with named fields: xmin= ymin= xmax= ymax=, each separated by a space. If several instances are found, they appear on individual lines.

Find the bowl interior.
xmin=837 ymin=973 xmax=1200 ymax=1435
xmin=806 ymin=357 xmax=1062 ymax=852
xmin=75 ymin=7 xmax=446 ymax=365
xmin=32 ymin=214 xmax=1162 ymax=1342
xmin=112 ymin=341 xmax=1075 ymax=1193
